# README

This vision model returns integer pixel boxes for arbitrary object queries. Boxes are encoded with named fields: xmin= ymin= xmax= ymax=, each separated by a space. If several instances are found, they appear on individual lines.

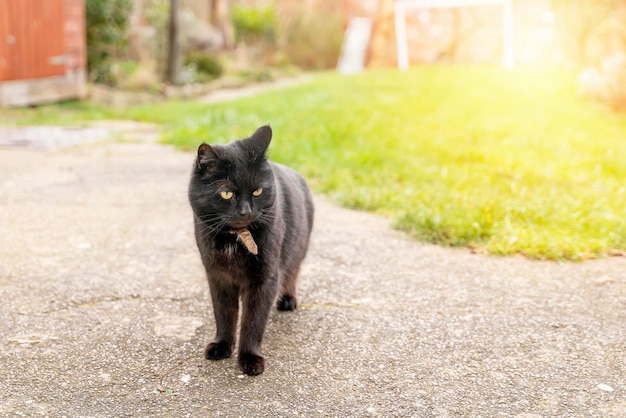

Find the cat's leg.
xmin=238 ymin=279 xmax=278 ymax=375
xmin=205 ymin=278 xmax=239 ymax=360
xmin=277 ymin=267 xmax=299 ymax=311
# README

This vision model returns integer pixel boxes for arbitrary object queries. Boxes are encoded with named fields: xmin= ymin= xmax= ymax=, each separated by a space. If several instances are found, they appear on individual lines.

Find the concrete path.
xmin=0 ymin=126 xmax=625 ymax=417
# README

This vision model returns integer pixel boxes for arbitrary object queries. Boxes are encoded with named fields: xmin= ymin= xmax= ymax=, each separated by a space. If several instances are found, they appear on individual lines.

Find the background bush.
xmin=184 ymin=52 xmax=224 ymax=82
xmin=279 ymin=11 xmax=344 ymax=70
xmin=231 ymin=4 xmax=278 ymax=45
xmin=86 ymin=0 xmax=133 ymax=85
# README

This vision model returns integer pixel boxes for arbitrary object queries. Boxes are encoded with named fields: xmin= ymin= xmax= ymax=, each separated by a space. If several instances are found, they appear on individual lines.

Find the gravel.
xmin=0 ymin=128 xmax=624 ymax=417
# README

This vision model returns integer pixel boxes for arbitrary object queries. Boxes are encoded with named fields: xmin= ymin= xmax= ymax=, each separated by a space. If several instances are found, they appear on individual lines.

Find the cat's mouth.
xmin=228 ymin=213 xmax=258 ymax=229
xmin=228 ymin=219 xmax=254 ymax=229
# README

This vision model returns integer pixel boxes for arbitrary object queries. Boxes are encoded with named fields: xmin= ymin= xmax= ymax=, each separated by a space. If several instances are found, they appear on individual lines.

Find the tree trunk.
xmin=166 ymin=0 xmax=182 ymax=84
xmin=210 ymin=0 xmax=234 ymax=49
xmin=366 ymin=0 xmax=395 ymax=68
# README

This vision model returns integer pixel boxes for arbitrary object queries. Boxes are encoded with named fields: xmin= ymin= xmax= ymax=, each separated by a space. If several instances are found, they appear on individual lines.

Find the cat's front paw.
xmin=239 ymin=352 xmax=265 ymax=376
xmin=276 ymin=294 xmax=297 ymax=311
xmin=204 ymin=341 xmax=232 ymax=360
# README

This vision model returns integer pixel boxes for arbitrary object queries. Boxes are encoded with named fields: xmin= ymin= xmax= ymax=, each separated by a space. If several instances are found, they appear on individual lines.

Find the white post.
xmin=395 ymin=3 xmax=409 ymax=71
xmin=502 ymin=0 xmax=515 ymax=68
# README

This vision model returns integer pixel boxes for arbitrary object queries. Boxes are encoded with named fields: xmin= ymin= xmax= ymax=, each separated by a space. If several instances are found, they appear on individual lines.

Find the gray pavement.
xmin=0 ymin=126 xmax=625 ymax=417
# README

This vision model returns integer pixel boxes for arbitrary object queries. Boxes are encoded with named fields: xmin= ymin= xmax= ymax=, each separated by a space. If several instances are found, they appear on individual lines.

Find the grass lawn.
xmin=3 ymin=67 xmax=626 ymax=260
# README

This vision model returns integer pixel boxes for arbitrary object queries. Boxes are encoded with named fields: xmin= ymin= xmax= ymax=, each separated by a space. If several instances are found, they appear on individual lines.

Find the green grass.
xmin=1 ymin=100 xmax=114 ymax=126
xmin=3 ymin=67 xmax=626 ymax=260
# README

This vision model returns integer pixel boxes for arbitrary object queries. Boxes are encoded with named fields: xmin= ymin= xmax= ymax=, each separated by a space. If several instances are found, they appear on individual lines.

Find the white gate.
xmin=394 ymin=0 xmax=515 ymax=70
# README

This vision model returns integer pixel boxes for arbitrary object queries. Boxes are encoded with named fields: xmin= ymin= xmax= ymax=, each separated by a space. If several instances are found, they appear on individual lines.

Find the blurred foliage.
xmin=548 ymin=0 xmax=625 ymax=65
xmin=184 ymin=52 xmax=224 ymax=81
xmin=85 ymin=0 xmax=133 ymax=85
xmin=145 ymin=0 xmax=170 ymax=80
xmin=280 ymin=11 xmax=344 ymax=70
xmin=577 ymin=53 xmax=626 ymax=109
xmin=117 ymin=60 xmax=139 ymax=75
xmin=235 ymin=69 xmax=273 ymax=82
xmin=231 ymin=4 xmax=278 ymax=44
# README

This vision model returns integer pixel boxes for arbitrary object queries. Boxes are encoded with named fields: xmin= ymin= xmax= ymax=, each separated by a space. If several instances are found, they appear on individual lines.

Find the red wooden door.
xmin=0 ymin=0 xmax=66 ymax=81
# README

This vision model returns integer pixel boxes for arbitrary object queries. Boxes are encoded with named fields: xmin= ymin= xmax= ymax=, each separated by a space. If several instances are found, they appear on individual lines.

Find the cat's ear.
xmin=248 ymin=125 xmax=272 ymax=158
xmin=196 ymin=143 xmax=221 ymax=171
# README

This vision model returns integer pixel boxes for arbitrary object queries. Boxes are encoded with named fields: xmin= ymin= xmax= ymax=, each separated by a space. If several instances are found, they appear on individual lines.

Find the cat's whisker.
xmin=256 ymin=212 xmax=276 ymax=227
xmin=197 ymin=214 xmax=225 ymax=224
xmin=212 ymin=223 xmax=227 ymax=236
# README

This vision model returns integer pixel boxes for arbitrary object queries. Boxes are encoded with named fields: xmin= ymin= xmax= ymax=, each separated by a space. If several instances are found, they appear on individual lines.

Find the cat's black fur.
xmin=188 ymin=125 xmax=314 ymax=376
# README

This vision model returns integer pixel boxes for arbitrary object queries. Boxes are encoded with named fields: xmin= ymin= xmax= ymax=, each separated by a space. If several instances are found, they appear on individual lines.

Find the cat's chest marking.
xmin=222 ymin=243 xmax=237 ymax=259
xmin=214 ymin=229 xmax=258 ymax=261
xmin=210 ymin=243 xmax=244 ymax=275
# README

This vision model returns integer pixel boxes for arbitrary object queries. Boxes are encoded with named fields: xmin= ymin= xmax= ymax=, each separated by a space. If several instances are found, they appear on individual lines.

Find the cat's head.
xmin=189 ymin=125 xmax=275 ymax=231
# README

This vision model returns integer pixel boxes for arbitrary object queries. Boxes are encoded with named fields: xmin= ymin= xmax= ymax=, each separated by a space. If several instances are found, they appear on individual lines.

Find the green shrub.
xmin=235 ymin=70 xmax=273 ymax=82
xmin=231 ymin=5 xmax=278 ymax=44
xmin=184 ymin=52 xmax=224 ymax=82
xmin=85 ymin=0 xmax=133 ymax=85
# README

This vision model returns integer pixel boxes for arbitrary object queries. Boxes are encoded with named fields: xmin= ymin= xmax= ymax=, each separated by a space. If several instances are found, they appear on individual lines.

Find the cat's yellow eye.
xmin=252 ymin=188 xmax=263 ymax=197
xmin=220 ymin=191 xmax=234 ymax=200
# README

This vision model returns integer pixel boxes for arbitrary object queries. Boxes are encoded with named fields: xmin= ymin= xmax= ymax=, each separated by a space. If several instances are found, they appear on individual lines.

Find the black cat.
xmin=188 ymin=125 xmax=314 ymax=376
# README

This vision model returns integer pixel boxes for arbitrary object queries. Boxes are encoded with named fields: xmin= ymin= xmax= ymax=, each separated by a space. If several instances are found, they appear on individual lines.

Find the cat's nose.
xmin=238 ymin=201 xmax=252 ymax=217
